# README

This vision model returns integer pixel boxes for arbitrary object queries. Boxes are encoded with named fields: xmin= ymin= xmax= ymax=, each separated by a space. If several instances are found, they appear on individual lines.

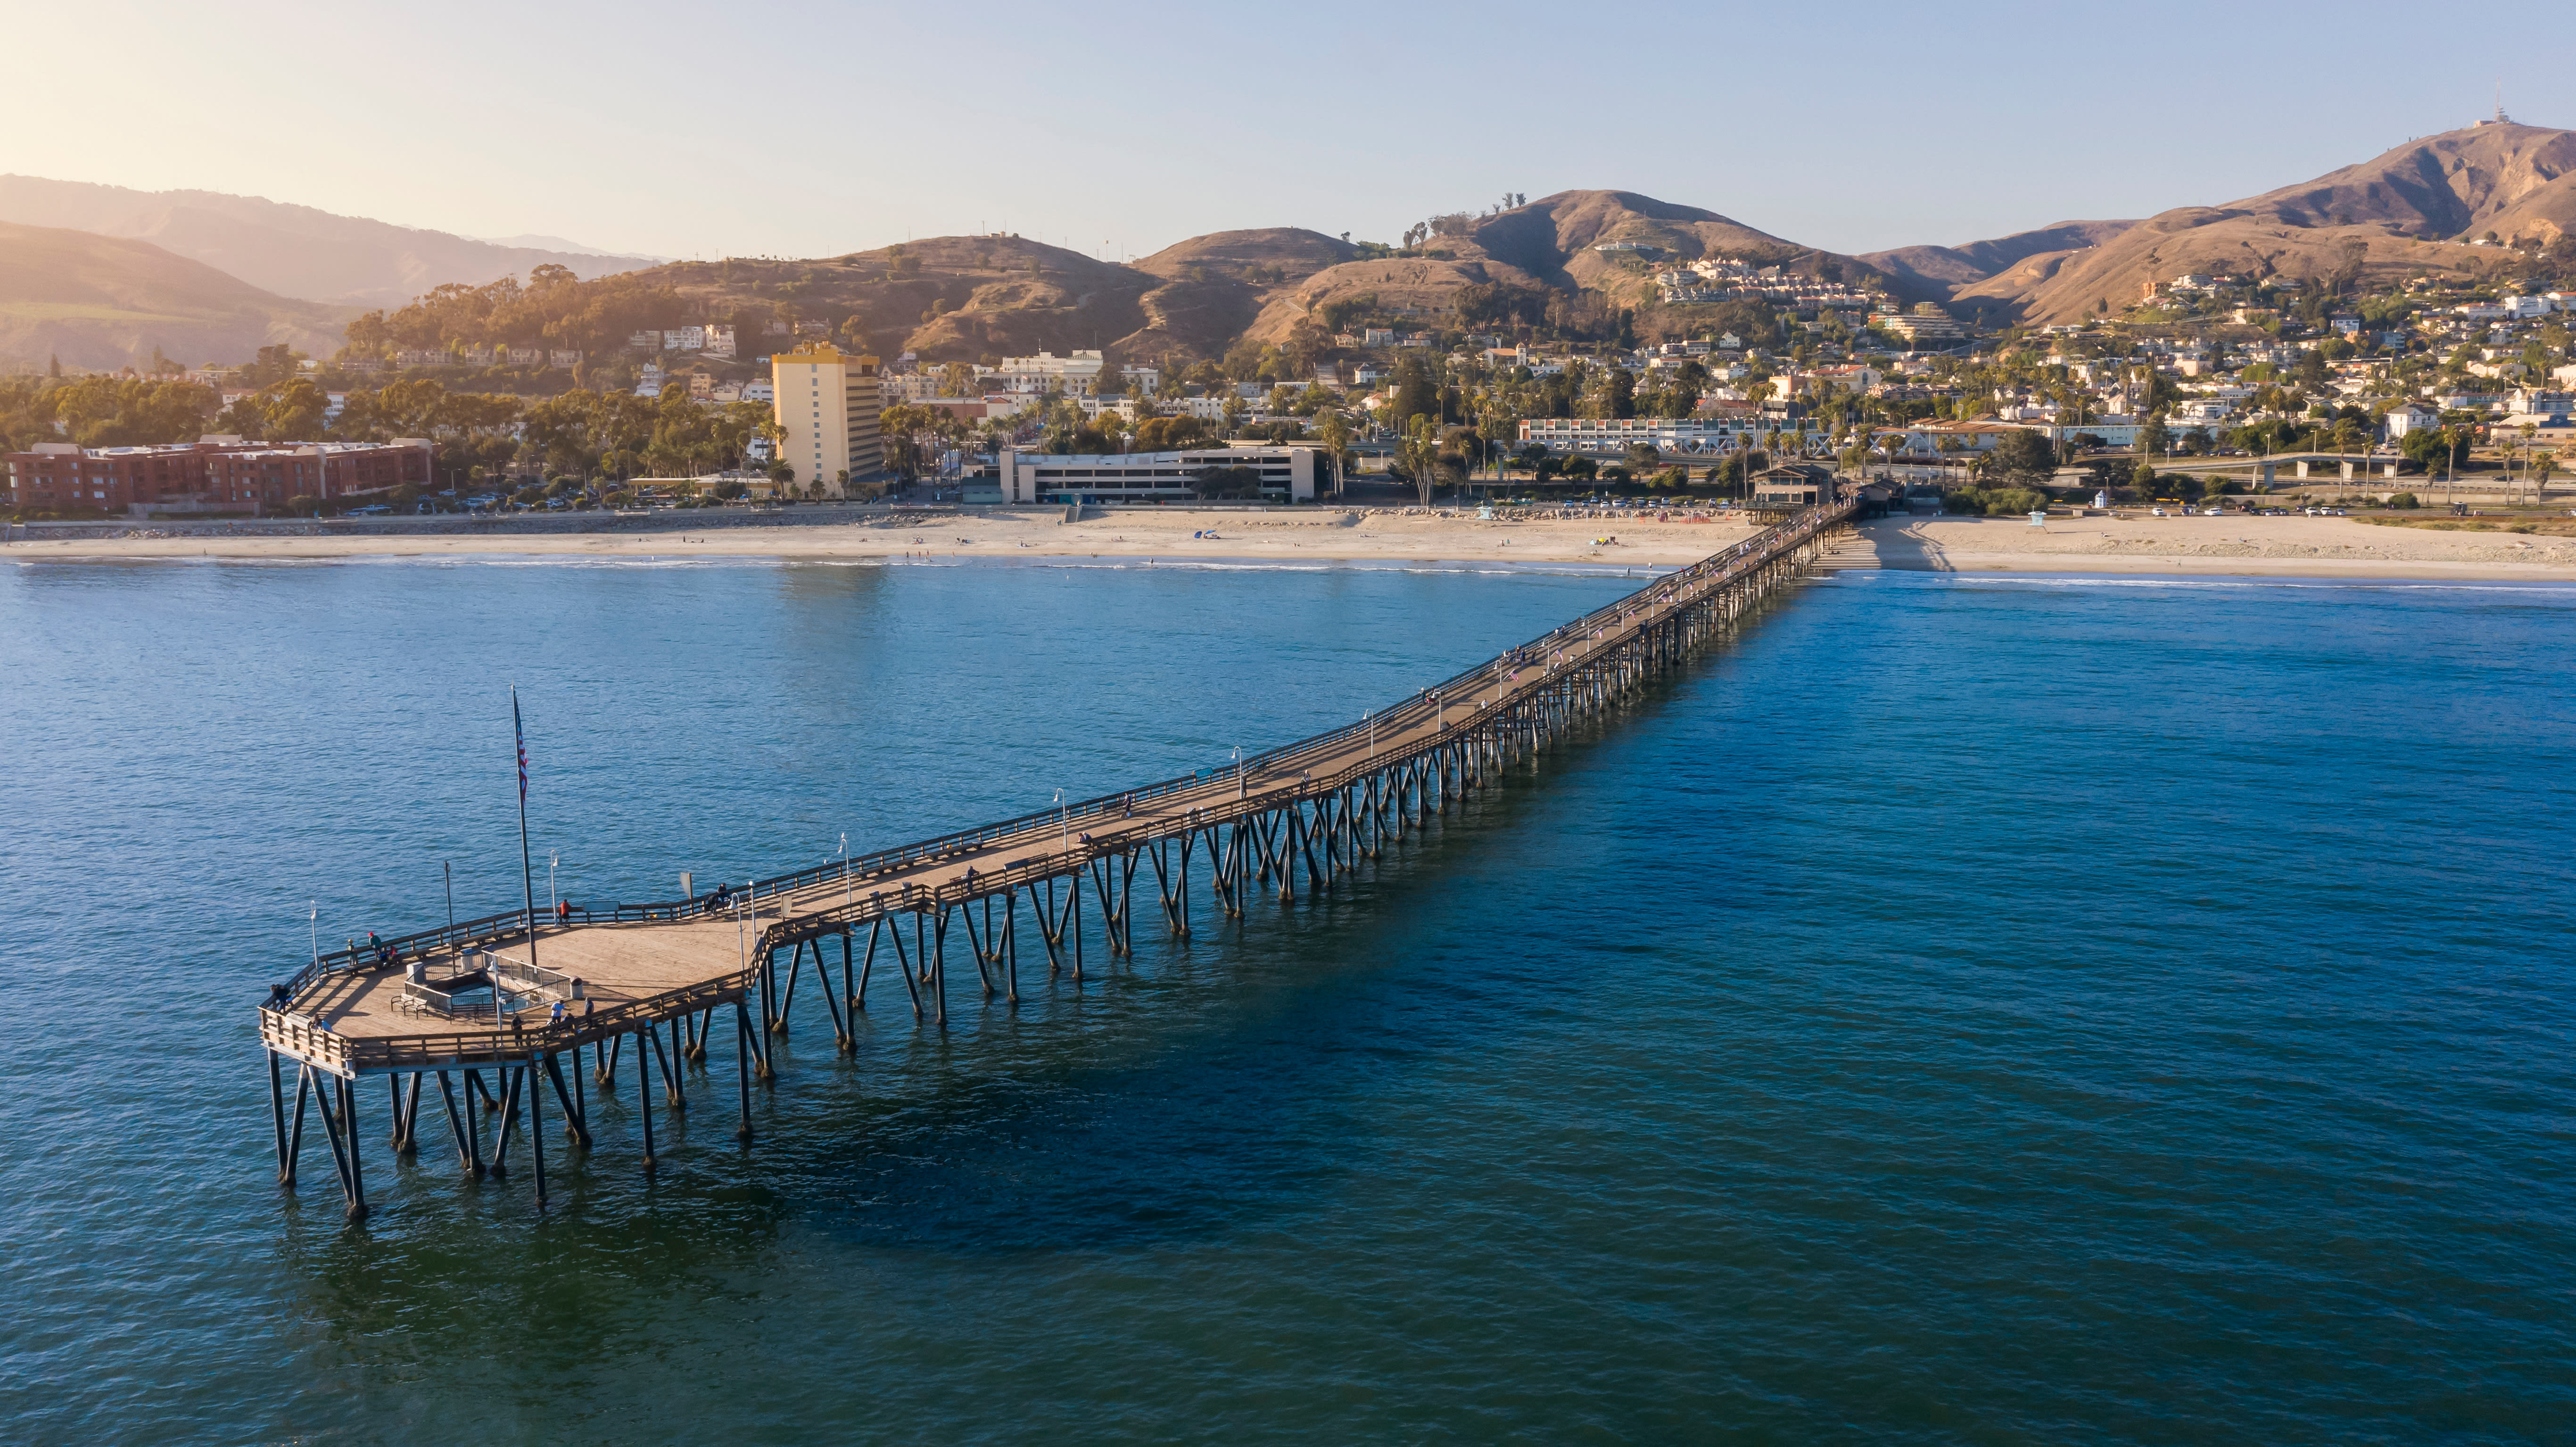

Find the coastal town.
xmin=8 ymin=196 xmax=2576 ymax=526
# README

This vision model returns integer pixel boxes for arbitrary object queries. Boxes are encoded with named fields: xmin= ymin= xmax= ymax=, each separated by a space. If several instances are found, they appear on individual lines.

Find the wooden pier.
xmin=258 ymin=501 xmax=1857 ymax=1217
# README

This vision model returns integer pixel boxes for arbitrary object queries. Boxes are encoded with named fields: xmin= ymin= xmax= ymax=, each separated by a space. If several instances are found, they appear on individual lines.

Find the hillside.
xmin=1241 ymin=190 xmax=1877 ymax=345
xmin=635 ymin=235 xmax=1160 ymax=365
xmin=0 ymin=176 xmax=653 ymax=308
xmin=1949 ymin=123 xmax=2575 ymax=325
xmin=0 ymin=222 xmax=350 ymax=370
xmin=1859 ymin=219 xmax=2139 ymax=303
xmin=593 ymin=193 xmax=1891 ymax=364
xmin=599 ymin=229 xmax=1364 ymax=369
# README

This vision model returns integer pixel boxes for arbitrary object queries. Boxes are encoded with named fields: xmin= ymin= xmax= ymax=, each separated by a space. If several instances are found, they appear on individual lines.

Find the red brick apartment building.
xmin=4 ymin=437 xmax=436 ymax=516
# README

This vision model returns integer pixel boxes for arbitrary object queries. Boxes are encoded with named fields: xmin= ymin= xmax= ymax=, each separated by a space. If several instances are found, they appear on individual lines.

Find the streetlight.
xmin=547 ymin=851 xmax=559 ymax=918
xmin=1055 ymin=789 xmax=1070 ymax=854
xmin=309 ymin=901 xmax=319 ymax=974
xmin=840 ymin=832 xmax=851 ymax=908
xmin=1232 ymin=748 xmax=1245 ymax=799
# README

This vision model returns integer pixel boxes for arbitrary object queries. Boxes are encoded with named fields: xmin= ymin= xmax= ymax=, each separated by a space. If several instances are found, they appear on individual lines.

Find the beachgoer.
xmin=549 ymin=1000 xmax=565 ymax=1025
xmin=556 ymin=898 xmax=571 ymax=921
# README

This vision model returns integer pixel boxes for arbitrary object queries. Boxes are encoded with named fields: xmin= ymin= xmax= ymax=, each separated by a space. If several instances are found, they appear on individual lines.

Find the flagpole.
xmin=513 ymin=687 xmax=539 ymax=995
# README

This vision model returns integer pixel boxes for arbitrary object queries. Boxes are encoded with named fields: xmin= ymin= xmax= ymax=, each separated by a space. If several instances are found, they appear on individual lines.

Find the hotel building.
xmin=769 ymin=342 xmax=885 ymax=493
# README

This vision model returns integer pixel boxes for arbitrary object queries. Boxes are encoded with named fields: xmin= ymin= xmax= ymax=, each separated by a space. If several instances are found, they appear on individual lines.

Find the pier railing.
xmin=281 ymin=502 xmax=1853 ymax=997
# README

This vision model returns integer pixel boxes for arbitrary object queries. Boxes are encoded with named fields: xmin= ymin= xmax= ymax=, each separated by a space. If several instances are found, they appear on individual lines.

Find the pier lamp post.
xmin=1055 ymin=789 xmax=1069 ymax=855
xmin=1232 ymin=748 xmax=1245 ymax=799
xmin=547 ymin=852 xmax=559 ymax=918
xmin=840 ymin=833 xmax=851 ymax=908
xmin=309 ymin=901 xmax=319 ymax=973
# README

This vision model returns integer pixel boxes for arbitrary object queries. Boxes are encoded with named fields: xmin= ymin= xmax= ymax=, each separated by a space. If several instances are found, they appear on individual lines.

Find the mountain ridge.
xmin=1947 ymin=123 xmax=2576 ymax=324
xmin=11 ymin=121 xmax=2574 ymax=372
xmin=0 ymin=176 xmax=651 ymax=309
xmin=0 ymin=221 xmax=350 ymax=370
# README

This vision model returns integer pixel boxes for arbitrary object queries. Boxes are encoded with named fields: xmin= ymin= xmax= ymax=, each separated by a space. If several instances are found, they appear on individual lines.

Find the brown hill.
xmin=0 ymin=222 xmax=351 ymax=370
xmin=0 ymin=176 xmax=653 ymax=309
xmin=1859 ymin=219 xmax=2139 ymax=302
xmin=635 ymin=235 xmax=1160 ymax=365
xmin=1241 ymin=190 xmax=1871 ymax=344
xmin=1125 ymin=228 xmax=1356 ymax=357
xmin=1957 ymin=123 xmax=2574 ymax=324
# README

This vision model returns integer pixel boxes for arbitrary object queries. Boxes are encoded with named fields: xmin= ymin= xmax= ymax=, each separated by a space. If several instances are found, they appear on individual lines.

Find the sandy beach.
xmin=1839 ymin=513 xmax=2576 ymax=581
xmin=9 ymin=505 xmax=2576 ymax=581
xmin=0 ymin=506 xmax=1764 ymax=570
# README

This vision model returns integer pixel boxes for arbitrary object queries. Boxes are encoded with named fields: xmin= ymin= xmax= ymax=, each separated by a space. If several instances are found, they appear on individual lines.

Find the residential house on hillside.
xmin=996 ymin=350 xmax=1104 ymax=396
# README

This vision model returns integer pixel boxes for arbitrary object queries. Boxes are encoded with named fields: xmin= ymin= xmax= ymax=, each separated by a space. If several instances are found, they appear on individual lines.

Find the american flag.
xmin=512 ymin=689 xmax=528 ymax=800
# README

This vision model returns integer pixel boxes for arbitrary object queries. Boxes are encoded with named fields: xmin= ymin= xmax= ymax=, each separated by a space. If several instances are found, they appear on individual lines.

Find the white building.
xmin=1518 ymin=418 xmax=1754 ymax=454
xmin=996 ymin=349 xmax=1105 ymax=396
xmin=2381 ymin=402 xmax=2439 ymax=437
xmin=995 ymin=445 xmax=1320 ymax=503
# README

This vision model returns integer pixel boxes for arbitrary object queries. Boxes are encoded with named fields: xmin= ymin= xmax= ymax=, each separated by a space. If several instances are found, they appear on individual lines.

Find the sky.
xmin=16 ymin=0 xmax=2571 ymax=264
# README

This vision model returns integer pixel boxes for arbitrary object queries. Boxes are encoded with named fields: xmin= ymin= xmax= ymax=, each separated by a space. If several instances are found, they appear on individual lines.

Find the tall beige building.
xmin=770 ymin=342 xmax=884 ymax=495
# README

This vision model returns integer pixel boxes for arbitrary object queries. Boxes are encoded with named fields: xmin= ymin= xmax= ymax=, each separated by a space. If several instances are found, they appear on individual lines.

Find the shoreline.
xmin=8 ymin=508 xmax=2576 ymax=583
xmin=1828 ymin=515 xmax=2576 ymax=582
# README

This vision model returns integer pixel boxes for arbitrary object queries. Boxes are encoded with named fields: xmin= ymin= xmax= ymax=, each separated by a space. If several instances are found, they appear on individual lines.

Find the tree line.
xmin=0 ymin=370 xmax=769 ymax=485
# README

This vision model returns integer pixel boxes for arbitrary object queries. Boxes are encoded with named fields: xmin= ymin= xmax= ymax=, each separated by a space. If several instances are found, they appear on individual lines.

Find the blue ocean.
xmin=2 ymin=555 xmax=2570 ymax=1443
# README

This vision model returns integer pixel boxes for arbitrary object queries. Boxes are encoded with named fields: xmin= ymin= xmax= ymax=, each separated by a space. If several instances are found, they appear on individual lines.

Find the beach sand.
xmin=1842 ymin=513 xmax=2576 ymax=580
xmin=0 ymin=507 xmax=1762 ymax=570
xmin=10 ymin=505 xmax=2576 ymax=581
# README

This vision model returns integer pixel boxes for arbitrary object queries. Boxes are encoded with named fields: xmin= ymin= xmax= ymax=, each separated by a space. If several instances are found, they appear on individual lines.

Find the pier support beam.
xmin=733 ymin=997 xmax=756 ymax=1142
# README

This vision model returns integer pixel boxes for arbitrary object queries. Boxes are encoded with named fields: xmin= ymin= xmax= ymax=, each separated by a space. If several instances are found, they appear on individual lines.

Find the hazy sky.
xmin=19 ymin=0 xmax=2568 ymax=263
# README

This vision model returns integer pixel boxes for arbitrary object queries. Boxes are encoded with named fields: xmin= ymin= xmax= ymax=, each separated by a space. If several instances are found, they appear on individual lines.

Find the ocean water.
xmin=2 ymin=555 xmax=2571 ymax=1445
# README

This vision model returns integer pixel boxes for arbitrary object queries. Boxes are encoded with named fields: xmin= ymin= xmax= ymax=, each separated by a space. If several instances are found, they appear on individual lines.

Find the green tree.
xmin=1313 ymin=409 xmax=1352 ymax=493
xmin=257 ymin=378 xmax=332 ymax=439
xmin=1398 ymin=415 xmax=1441 ymax=506
xmin=1978 ymin=428 xmax=2056 ymax=485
